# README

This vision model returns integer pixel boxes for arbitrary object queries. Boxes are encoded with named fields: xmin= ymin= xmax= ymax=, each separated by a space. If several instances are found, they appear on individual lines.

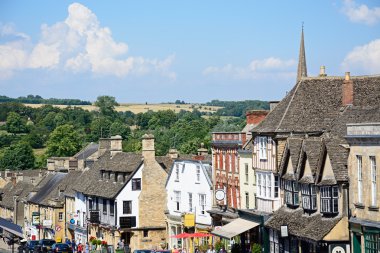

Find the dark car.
xmin=50 ymin=243 xmax=71 ymax=253
xmin=20 ymin=240 xmax=39 ymax=253
xmin=34 ymin=239 xmax=56 ymax=253
xmin=133 ymin=250 xmax=153 ymax=253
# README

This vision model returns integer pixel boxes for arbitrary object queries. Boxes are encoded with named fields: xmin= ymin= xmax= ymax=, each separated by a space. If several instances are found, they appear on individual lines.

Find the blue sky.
xmin=0 ymin=0 xmax=379 ymax=103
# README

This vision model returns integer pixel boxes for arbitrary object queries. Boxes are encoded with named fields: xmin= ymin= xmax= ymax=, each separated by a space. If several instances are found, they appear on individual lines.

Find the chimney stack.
xmin=98 ymin=135 xmax=123 ymax=157
xmin=142 ymin=134 xmax=155 ymax=161
xmin=319 ymin=66 xmax=327 ymax=77
xmin=168 ymin=149 xmax=179 ymax=159
xmin=342 ymin=72 xmax=353 ymax=106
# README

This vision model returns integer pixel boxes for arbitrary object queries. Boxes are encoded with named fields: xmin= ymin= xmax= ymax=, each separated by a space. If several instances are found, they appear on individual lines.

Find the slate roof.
xmin=0 ymin=181 xmax=34 ymax=209
xmin=254 ymin=76 xmax=380 ymax=134
xmin=74 ymin=143 xmax=99 ymax=160
xmin=29 ymin=172 xmax=66 ymax=206
xmin=265 ymin=206 xmax=342 ymax=242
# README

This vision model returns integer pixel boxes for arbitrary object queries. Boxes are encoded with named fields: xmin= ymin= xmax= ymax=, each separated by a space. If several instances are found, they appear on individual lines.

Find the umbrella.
xmin=170 ymin=232 xmax=191 ymax=239
xmin=189 ymin=233 xmax=210 ymax=238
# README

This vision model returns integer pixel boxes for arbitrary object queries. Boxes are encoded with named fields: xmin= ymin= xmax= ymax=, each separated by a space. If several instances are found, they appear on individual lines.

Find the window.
xmin=196 ymin=166 xmax=201 ymax=182
xmin=245 ymin=164 xmax=249 ymax=183
xmin=175 ymin=164 xmax=180 ymax=181
xmin=284 ymin=180 xmax=299 ymax=206
xmin=257 ymin=173 xmax=262 ymax=196
xmin=143 ymin=230 xmax=149 ymax=238
xmin=229 ymin=153 xmax=232 ymax=172
xmin=301 ymin=184 xmax=317 ymax=211
xmin=110 ymin=200 xmax=114 ymax=216
xmin=370 ymin=156 xmax=377 ymax=206
xmin=216 ymin=152 xmax=220 ymax=169
xmin=258 ymin=137 xmax=267 ymax=160
xmin=266 ymin=174 xmax=272 ymax=198
xmin=235 ymin=154 xmax=239 ymax=173
xmin=89 ymin=199 xmax=93 ymax=210
xmin=188 ymin=193 xmax=193 ymax=212
xmin=245 ymin=192 xmax=249 ymax=209
xmin=123 ymin=201 xmax=132 ymax=214
xmin=269 ymin=229 xmax=279 ymax=253
xmin=58 ymin=212 xmax=63 ymax=221
xmin=222 ymin=152 xmax=226 ymax=171
xmin=174 ymin=191 xmax=181 ymax=211
xmin=274 ymin=176 xmax=279 ymax=198
xmin=199 ymin=194 xmax=206 ymax=214
xmin=119 ymin=216 xmax=136 ymax=228
xmin=357 ymin=155 xmax=363 ymax=203
xmin=103 ymin=199 xmax=107 ymax=214
xmin=364 ymin=232 xmax=379 ymax=252
xmin=132 ymin=178 xmax=141 ymax=191
xmin=320 ymin=186 xmax=339 ymax=214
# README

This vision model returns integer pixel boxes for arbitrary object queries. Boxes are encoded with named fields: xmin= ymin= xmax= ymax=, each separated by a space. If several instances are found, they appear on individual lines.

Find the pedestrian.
xmin=78 ymin=242 xmax=83 ymax=253
xmin=194 ymin=247 xmax=199 ymax=253
xmin=207 ymin=246 xmax=215 ymax=253
xmin=85 ymin=242 xmax=89 ymax=253
xmin=71 ymin=239 xmax=76 ymax=253
xmin=219 ymin=246 xmax=226 ymax=253
xmin=182 ymin=248 xmax=187 ymax=253
xmin=172 ymin=245 xmax=179 ymax=253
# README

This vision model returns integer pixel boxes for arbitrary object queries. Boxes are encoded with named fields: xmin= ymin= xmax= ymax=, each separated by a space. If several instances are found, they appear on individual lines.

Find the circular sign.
xmin=70 ymin=219 xmax=75 ymax=224
xmin=55 ymin=225 xmax=61 ymax=232
xmin=331 ymin=246 xmax=345 ymax=253
xmin=215 ymin=189 xmax=225 ymax=201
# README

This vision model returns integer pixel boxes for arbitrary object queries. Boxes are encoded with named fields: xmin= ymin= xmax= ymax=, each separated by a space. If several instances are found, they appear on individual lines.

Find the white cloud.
xmin=342 ymin=39 xmax=380 ymax=73
xmin=0 ymin=2 xmax=175 ymax=79
xmin=203 ymin=57 xmax=296 ymax=80
xmin=342 ymin=0 xmax=380 ymax=25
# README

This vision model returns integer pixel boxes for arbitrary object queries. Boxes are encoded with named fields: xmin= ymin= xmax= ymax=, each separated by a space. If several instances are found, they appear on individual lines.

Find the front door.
xmin=353 ymin=233 xmax=362 ymax=253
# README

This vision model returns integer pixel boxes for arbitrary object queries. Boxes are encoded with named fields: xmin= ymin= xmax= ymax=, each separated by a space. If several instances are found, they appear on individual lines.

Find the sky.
xmin=0 ymin=0 xmax=379 ymax=103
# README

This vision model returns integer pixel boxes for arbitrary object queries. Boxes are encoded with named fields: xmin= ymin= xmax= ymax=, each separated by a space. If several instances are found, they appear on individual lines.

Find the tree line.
xmin=0 ymin=96 xmax=267 ymax=170
xmin=206 ymin=100 xmax=269 ymax=117
xmin=0 ymin=95 xmax=91 ymax=105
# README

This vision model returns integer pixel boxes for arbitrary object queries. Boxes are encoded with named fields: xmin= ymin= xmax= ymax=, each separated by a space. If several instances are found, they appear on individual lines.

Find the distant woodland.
xmin=0 ymin=96 xmax=268 ymax=170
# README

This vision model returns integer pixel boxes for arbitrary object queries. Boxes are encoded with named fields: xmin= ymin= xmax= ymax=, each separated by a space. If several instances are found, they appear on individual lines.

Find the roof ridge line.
xmin=275 ymin=80 xmax=303 ymax=132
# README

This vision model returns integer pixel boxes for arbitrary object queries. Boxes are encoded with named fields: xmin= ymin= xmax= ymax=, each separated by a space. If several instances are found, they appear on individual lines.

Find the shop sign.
xmin=43 ymin=220 xmax=52 ymax=226
xmin=32 ymin=215 xmax=40 ymax=225
xmin=183 ymin=213 xmax=195 ymax=227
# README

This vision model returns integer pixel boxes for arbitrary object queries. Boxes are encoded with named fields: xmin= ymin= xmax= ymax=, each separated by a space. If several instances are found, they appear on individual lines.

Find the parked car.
xmin=19 ymin=240 xmax=39 ymax=253
xmin=34 ymin=239 xmax=56 ymax=253
xmin=133 ymin=250 xmax=153 ymax=253
xmin=50 ymin=243 xmax=71 ymax=253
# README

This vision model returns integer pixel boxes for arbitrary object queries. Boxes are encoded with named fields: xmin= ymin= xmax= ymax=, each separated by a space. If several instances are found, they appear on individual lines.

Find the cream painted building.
xmin=238 ymin=139 xmax=256 ymax=209
xmin=346 ymin=123 xmax=380 ymax=253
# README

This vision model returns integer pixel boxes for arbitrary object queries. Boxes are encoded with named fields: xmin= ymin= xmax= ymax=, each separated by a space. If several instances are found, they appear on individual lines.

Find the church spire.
xmin=297 ymin=24 xmax=307 ymax=82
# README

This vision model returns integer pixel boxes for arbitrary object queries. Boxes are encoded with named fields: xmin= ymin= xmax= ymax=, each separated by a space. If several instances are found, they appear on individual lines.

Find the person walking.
xmin=71 ymin=239 xmax=76 ymax=253
xmin=85 ymin=242 xmax=89 ymax=253
xmin=207 ymin=246 xmax=215 ymax=253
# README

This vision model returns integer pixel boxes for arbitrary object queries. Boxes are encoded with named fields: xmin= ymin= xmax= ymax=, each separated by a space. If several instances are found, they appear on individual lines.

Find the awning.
xmin=211 ymin=218 xmax=259 ymax=239
xmin=0 ymin=217 xmax=24 ymax=238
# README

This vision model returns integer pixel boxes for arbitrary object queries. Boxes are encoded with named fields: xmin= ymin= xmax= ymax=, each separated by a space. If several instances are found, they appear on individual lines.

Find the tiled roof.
xmin=29 ymin=172 xmax=66 ymax=206
xmin=254 ymin=76 xmax=380 ymax=134
xmin=0 ymin=181 xmax=35 ymax=209
xmin=265 ymin=206 xmax=342 ymax=242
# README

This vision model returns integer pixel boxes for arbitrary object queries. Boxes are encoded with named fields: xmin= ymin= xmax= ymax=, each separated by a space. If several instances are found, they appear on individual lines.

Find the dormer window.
xmin=284 ymin=180 xmax=299 ymax=207
xmin=196 ymin=166 xmax=201 ymax=182
xmin=301 ymin=184 xmax=317 ymax=211
xmin=320 ymin=185 xmax=339 ymax=214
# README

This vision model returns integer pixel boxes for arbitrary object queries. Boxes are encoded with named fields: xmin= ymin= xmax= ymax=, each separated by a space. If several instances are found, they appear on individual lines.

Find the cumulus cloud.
xmin=342 ymin=39 xmax=380 ymax=73
xmin=342 ymin=0 xmax=380 ymax=25
xmin=0 ymin=3 xmax=176 ymax=79
xmin=203 ymin=57 xmax=296 ymax=80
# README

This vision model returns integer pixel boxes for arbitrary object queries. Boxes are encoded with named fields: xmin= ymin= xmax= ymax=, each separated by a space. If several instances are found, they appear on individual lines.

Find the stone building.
xmin=346 ymin=123 xmax=380 ymax=252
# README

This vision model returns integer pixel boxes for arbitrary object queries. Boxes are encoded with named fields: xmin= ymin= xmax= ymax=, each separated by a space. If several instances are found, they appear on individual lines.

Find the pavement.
xmin=0 ymin=238 xmax=18 ymax=253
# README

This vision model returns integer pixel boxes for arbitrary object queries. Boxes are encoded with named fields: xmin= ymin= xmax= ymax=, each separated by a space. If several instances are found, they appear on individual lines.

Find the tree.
xmin=46 ymin=124 xmax=82 ymax=157
xmin=110 ymin=121 xmax=131 ymax=140
xmin=94 ymin=96 xmax=119 ymax=117
xmin=0 ymin=141 xmax=35 ymax=170
xmin=6 ymin=112 xmax=27 ymax=134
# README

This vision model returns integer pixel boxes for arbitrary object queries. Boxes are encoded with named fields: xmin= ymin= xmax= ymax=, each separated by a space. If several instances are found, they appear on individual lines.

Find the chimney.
xmin=98 ymin=135 xmax=123 ymax=157
xmin=142 ymin=134 xmax=155 ymax=161
xmin=16 ymin=173 xmax=23 ymax=183
xmin=246 ymin=110 xmax=269 ymax=125
xmin=319 ymin=66 xmax=327 ymax=77
xmin=197 ymin=143 xmax=208 ymax=156
xmin=168 ymin=149 xmax=179 ymax=159
xmin=342 ymin=72 xmax=353 ymax=106
xmin=269 ymin=101 xmax=279 ymax=111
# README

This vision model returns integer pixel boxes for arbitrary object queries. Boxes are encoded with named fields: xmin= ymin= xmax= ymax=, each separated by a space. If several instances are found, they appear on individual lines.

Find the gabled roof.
xmin=29 ymin=172 xmax=66 ymax=206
